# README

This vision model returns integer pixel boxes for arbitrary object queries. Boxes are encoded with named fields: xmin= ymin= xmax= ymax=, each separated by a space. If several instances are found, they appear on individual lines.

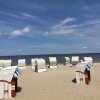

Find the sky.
xmin=0 ymin=0 xmax=100 ymax=56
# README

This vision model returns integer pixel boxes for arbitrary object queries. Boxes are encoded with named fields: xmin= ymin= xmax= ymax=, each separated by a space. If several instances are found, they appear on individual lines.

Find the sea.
xmin=0 ymin=53 xmax=100 ymax=66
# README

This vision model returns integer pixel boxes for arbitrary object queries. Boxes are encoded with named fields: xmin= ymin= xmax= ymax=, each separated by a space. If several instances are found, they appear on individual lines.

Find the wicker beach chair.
xmin=49 ymin=57 xmax=57 ymax=68
xmin=3 ymin=60 xmax=12 ymax=68
xmin=18 ymin=59 xmax=26 ymax=69
xmin=31 ymin=58 xmax=37 ymax=69
xmin=35 ymin=58 xmax=46 ymax=72
xmin=71 ymin=56 xmax=79 ymax=65
xmin=65 ymin=57 xmax=72 ymax=67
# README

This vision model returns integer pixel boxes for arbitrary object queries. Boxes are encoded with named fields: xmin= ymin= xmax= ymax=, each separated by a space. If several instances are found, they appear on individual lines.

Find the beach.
xmin=7 ymin=63 xmax=100 ymax=100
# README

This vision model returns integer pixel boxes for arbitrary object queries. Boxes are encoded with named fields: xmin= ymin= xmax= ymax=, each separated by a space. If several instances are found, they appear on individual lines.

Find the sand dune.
xmin=8 ymin=63 xmax=100 ymax=100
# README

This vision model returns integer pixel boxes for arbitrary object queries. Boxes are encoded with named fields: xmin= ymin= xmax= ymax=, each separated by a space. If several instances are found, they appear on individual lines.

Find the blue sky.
xmin=0 ymin=0 xmax=100 ymax=55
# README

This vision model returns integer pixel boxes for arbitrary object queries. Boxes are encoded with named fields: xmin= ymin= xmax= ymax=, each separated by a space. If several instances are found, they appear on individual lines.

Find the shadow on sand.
xmin=17 ymin=87 xmax=22 ymax=93
xmin=72 ymin=78 xmax=76 ymax=83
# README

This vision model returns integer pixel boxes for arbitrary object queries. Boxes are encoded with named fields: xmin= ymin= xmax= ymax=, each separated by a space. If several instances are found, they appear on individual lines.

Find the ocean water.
xmin=0 ymin=53 xmax=100 ymax=66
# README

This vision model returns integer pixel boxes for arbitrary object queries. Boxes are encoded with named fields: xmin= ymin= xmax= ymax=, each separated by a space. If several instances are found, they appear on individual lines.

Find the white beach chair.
xmin=3 ymin=60 xmax=12 ymax=68
xmin=31 ymin=59 xmax=36 ymax=69
xmin=49 ymin=57 xmax=57 ymax=69
xmin=75 ymin=62 xmax=93 ymax=85
xmin=65 ymin=57 xmax=71 ymax=67
xmin=18 ymin=59 xmax=26 ymax=69
xmin=71 ymin=56 xmax=79 ymax=65
xmin=0 ymin=66 xmax=21 ymax=99
xmin=83 ymin=57 xmax=93 ymax=64
xmin=75 ymin=62 xmax=86 ymax=84
xmin=35 ymin=58 xmax=46 ymax=72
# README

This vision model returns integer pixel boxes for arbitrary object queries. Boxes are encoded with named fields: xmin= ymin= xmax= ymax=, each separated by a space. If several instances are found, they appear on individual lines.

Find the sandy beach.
xmin=7 ymin=63 xmax=100 ymax=100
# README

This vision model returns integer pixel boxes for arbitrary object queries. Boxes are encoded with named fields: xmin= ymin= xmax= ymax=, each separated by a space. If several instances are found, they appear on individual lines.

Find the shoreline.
xmin=0 ymin=53 xmax=100 ymax=66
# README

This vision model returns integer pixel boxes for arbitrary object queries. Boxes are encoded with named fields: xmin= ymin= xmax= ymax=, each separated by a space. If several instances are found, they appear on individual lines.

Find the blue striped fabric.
xmin=15 ymin=67 xmax=21 ymax=76
xmin=86 ymin=63 xmax=93 ymax=70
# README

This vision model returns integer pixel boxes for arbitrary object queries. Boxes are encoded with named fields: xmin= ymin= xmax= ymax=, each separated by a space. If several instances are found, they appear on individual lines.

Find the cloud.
xmin=59 ymin=17 xmax=75 ymax=26
xmin=53 ymin=17 xmax=76 ymax=29
xmin=10 ymin=26 xmax=31 ymax=38
xmin=82 ymin=46 xmax=88 ymax=49
xmin=21 ymin=13 xmax=47 ymax=24
xmin=84 ymin=19 xmax=100 ymax=26
xmin=22 ymin=27 xmax=30 ymax=33
xmin=44 ymin=27 xmax=78 ymax=36
xmin=43 ymin=17 xmax=100 ymax=38
xmin=22 ymin=13 xmax=34 ymax=18
xmin=79 ymin=23 xmax=100 ymax=38
xmin=64 ymin=18 xmax=100 ymax=29
xmin=0 ymin=11 xmax=21 ymax=19
xmin=0 ymin=11 xmax=43 ymax=23
xmin=44 ymin=17 xmax=77 ymax=36
xmin=0 ymin=11 xmax=41 ymax=22
xmin=22 ymin=13 xmax=39 ymax=20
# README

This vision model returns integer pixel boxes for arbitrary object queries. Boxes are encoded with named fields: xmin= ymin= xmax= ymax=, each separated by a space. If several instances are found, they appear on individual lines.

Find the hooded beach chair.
xmin=65 ymin=57 xmax=72 ymax=67
xmin=35 ymin=58 xmax=46 ymax=72
xmin=49 ymin=57 xmax=57 ymax=68
xmin=71 ymin=56 xmax=79 ymax=65
xmin=83 ymin=57 xmax=93 ymax=64
xmin=18 ymin=59 xmax=26 ymax=69
xmin=0 ymin=66 xmax=21 ymax=99
xmin=31 ymin=58 xmax=37 ymax=69
xmin=3 ymin=60 xmax=12 ymax=68
xmin=75 ymin=62 xmax=93 ymax=85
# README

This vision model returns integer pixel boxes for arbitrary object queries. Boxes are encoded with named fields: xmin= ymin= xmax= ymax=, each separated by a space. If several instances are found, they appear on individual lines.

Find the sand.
xmin=8 ymin=63 xmax=100 ymax=100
